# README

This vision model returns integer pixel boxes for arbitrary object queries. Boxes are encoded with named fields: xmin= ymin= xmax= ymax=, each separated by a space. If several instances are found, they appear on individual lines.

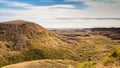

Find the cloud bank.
xmin=0 ymin=0 xmax=120 ymax=28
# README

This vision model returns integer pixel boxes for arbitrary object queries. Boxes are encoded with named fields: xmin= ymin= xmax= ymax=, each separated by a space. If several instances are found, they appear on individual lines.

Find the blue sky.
xmin=0 ymin=0 xmax=89 ymax=9
xmin=0 ymin=0 xmax=120 ymax=28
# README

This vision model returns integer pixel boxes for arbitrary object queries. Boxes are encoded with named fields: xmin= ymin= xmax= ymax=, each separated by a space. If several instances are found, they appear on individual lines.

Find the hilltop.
xmin=0 ymin=20 xmax=78 ymax=67
xmin=0 ymin=20 xmax=68 ymax=50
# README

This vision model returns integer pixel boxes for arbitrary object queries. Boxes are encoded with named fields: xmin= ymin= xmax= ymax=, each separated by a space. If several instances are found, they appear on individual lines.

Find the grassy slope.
xmin=2 ymin=29 xmax=120 ymax=68
xmin=0 ymin=20 xmax=80 ymax=67
xmin=0 ymin=21 xmax=120 ymax=68
xmin=2 ymin=60 xmax=120 ymax=68
xmin=52 ymin=29 xmax=120 ymax=66
xmin=2 ymin=59 xmax=79 ymax=68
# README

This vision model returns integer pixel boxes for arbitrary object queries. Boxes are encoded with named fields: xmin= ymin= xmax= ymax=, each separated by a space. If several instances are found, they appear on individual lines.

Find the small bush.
xmin=111 ymin=48 xmax=120 ymax=60
xmin=102 ymin=56 xmax=115 ymax=66
xmin=7 ymin=54 xmax=24 ymax=64
xmin=22 ymin=48 xmax=45 ymax=61
xmin=0 ymin=56 xmax=8 ymax=67
xmin=77 ymin=61 xmax=96 ymax=68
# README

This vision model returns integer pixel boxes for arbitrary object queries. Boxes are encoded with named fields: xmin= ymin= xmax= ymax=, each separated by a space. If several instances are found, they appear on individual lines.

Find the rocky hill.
xmin=0 ymin=20 xmax=67 ymax=51
xmin=0 ymin=20 xmax=78 ymax=67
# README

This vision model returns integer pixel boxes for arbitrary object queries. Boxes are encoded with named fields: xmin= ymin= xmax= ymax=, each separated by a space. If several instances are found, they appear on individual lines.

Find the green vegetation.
xmin=0 ymin=46 xmax=74 ymax=67
xmin=102 ymin=48 xmax=120 ymax=66
xmin=6 ymin=52 xmax=25 ymax=64
xmin=102 ymin=56 xmax=115 ymax=66
xmin=77 ymin=61 xmax=96 ymax=68
xmin=22 ymin=48 xmax=45 ymax=60
xmin=0 ymin=56 xmax=8 ymax=67
xmin=111 ymin=48 xmax=120 ymax=60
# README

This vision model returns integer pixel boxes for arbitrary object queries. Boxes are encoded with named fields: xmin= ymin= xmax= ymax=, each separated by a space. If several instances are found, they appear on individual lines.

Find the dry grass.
xmin=2 ymin=59 xmax=79 ymax=68
xmin=0 ymin=20 xmax=120 ymax=68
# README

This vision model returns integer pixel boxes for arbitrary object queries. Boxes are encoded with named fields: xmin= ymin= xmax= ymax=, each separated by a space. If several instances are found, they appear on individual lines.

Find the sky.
xmin=0 ymin=0 xmax=120 ymax=28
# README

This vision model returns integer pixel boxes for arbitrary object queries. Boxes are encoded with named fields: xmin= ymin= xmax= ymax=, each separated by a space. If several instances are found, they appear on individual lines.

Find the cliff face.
xmin=91 ymin=28 xmax=120 ymax=40
xmin=0 ymin=20 xmax=66 ymax=51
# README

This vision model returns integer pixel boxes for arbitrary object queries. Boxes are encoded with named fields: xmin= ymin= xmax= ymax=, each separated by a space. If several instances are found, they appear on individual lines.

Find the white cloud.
xmin=84 ymin=0 xmax=120 ymax=17
xmin=0 ymin=0 xmax=120 ymax=28
xmin=65 ymin=0 xmax=116 ymax=2
xmin=50 ymin=5 xmax=76 ymax=9
xmin=0 ymin=0 xmax=32 ymax=7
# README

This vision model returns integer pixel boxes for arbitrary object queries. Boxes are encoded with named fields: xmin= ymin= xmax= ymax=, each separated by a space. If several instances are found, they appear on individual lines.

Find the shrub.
xmin=7 ymin=54 xmax=24 ymax=64
xmin=111 ymin=48 xmax=120 ymax=60
xmin=0 ymin=56 xmax=8 ymax=67
xmin=102 ymin=56 xmax=115 ymax=66
xmin=22 ymin=48 xmax=45 ymax=61
xmin=77 ymin=61 xmax=96 ymax=68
